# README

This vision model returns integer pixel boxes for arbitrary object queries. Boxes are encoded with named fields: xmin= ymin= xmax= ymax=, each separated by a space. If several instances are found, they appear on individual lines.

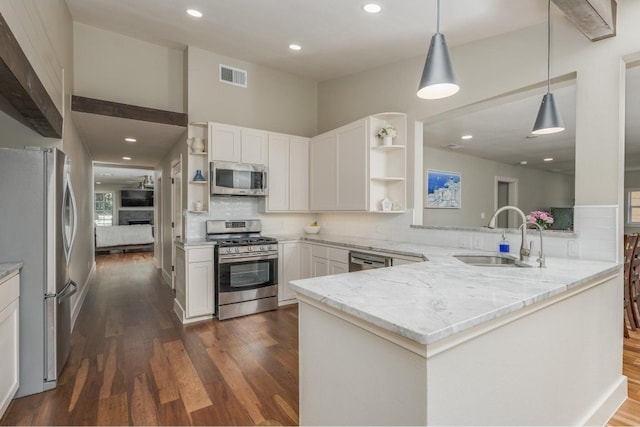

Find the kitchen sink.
xmin=453 ymin=255 xmax=530 ymax=267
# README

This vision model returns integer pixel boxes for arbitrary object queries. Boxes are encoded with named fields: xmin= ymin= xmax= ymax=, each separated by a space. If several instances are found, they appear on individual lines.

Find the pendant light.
xmin=417 ymin=0 xmax=459 ymax=100
xmin=532 ymin=0 xmax=564 ymax=135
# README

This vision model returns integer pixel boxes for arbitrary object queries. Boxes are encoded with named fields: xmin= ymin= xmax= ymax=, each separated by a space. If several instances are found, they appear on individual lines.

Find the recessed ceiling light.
xmin=95 ymin=181 xmax=102 ymax=185
xmin=186 ymin=9 xmax=203 ymax=18
xmin=122 ymin=156 xmax=132 ymax=161
xmin=363 ymin=3 xmax=382 ymax=13
xmin=543 ymin=157 xmax=554 ymax=162
xmin=461 ymin=135 xmax=473 ymax=140
xmin=289 ymin=44 xmax=302 ymax=51
xmin=520 ymin=161 xmax=528 ymax=165
xmin=124 ymin=137 xmax=137 ymax=142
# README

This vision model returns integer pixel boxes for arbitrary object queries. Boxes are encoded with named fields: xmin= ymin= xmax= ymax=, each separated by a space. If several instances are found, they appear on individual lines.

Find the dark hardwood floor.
xmin=5 ymin=251 xmax=640 ymax=425
xmin=609 ymin=329 xmax=640 ymax=425
xmin=1 ymin=252 xmax=299 ymax=426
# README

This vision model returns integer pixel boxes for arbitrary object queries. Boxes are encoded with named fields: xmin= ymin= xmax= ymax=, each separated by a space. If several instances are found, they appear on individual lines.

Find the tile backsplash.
xmin=185 ymin=196 xmax=316 ymax=238
xmin=186 ymin=200 xmax=619 ymax=262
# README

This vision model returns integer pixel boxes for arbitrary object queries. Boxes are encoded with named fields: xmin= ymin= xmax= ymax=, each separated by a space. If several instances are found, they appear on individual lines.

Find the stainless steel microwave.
xmin=210 ymin=161 xmax=268 ymax=196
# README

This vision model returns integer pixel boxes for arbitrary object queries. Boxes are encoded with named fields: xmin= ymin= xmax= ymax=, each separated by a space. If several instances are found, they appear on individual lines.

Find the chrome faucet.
xmin=520 ymin=222 xmax=546 ymax=268
xmin=487 ymin=206 xmax=530 ymax=262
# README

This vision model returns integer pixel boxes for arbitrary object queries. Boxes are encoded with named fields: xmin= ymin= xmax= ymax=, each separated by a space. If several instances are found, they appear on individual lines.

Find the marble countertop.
xmin=176 ymin=238 xmax=216 ymax=248
xmin=289 ymin=234 xmax=620 ymax=346
xmin=0 ymin=263 xmax=22 ymax=282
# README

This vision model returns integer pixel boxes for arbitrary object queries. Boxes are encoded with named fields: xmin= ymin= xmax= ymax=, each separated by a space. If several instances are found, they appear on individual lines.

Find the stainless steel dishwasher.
xmin=348 ymin=251 xmax=392 ymax=272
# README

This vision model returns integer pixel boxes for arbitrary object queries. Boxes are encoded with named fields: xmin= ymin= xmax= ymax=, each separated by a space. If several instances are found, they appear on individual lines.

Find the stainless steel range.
xmin=206 ymin=219 xmax=278 ymax=320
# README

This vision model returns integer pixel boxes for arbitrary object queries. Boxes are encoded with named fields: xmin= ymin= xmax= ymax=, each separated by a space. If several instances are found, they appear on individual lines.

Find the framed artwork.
xmin=425 ymin=169 xmax=461 ymax=208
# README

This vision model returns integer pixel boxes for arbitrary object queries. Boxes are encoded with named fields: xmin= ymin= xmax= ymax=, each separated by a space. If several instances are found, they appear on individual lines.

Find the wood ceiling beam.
xmin=71 ymin=96 xmax=188 ymax=127
xmin=552 ymin=0 xmax=617 ymax=41
xmin=0 ymin=13 xmax=62 ymax=138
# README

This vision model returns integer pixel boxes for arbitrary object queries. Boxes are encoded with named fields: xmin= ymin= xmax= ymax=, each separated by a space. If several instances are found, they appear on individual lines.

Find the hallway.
xmin=1 ymin=253 xmax=299 ymax=426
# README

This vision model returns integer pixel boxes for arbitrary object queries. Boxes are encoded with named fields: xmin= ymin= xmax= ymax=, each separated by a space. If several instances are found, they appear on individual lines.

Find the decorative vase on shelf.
xmin=187 ymin=137 xmax=205 ymax=154
xmin=194 ymin=200 xmax=202 ymax=211
xmin=381 ymin=197 xmax=392 ymax=212
xmin=193 ymin=169 xmax=205 ymax=181
xmin=382 ymin=136 xmax=393 ymax=146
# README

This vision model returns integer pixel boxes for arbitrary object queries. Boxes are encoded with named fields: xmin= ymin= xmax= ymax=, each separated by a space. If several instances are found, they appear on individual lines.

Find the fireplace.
xmin=119 ymin=210 xmax=154 ymax=225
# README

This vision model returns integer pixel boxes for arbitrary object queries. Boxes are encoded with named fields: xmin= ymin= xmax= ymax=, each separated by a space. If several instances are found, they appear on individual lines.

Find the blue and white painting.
xmin=426 ymin=170 xmax=461 ymax=208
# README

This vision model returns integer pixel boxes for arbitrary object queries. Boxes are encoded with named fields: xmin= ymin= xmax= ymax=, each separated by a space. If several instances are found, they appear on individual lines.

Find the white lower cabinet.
xmin=174 ymin=246 xmax=215 ymax=323
xmin=0 ymin=272 xmax=19 ymax=419
xmin=279 ymin=242 xmax=313 ymax=305
xmin=310 ymin=244 xmax=349 ymax=278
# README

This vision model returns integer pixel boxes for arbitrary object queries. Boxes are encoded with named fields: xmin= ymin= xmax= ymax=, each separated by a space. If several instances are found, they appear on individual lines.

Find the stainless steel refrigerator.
xmin=0 ymin=147 xmax=78 ymax=397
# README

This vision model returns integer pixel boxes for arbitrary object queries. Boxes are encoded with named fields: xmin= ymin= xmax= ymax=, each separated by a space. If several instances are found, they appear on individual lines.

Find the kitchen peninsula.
xmin=290 ymin=235 xmax=623 ymax=426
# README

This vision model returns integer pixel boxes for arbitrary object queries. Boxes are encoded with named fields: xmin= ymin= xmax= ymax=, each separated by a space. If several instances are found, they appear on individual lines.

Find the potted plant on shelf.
xmin=377 ymin=125 xmax=396 ymax=146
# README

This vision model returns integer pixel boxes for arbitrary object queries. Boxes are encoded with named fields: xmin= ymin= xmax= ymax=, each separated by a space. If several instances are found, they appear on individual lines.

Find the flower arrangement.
xmin=527 ymin=210 xmax=554 ymax=229
xmin=377 ymin=125 xmax=396 ymax=139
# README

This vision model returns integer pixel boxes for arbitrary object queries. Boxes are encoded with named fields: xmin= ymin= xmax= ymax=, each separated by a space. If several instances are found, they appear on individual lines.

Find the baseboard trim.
xmin=71 ymin=262 xmax=96 ymax=331
xmin=162 ymin=269 xmax=172 ymax=288
xmin=580 ymin=375 xmax=628 ymax=426
xmin=173 ymin=299 xmax=213 ymax=324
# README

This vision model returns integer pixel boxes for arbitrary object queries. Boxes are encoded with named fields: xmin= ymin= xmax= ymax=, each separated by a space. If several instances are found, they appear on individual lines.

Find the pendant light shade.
xmin=417 ymin=0 xmax=459 ymax=100
xmin=531 ymin=0 xmax=564 ymax=135
xmin=532 ymin=93 xmax=564 ymax=135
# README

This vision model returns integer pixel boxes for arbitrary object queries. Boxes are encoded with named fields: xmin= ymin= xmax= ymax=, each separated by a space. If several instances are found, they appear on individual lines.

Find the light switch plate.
xmin=473 ymin=237 xmax=482 ymax=249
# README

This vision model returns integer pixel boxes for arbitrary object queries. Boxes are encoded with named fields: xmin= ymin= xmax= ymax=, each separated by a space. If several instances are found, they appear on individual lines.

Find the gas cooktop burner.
xmin=206 ymin=235 xmax=277 ymax=246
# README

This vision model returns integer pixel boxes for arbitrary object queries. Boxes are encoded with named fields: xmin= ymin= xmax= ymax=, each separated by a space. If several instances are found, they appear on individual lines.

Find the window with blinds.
xmin=628 ymin=190 xmax=640 ymax=224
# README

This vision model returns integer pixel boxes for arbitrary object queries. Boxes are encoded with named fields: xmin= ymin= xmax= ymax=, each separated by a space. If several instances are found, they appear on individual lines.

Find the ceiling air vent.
xmin=219 ymin=64 xmax=247 ymax=88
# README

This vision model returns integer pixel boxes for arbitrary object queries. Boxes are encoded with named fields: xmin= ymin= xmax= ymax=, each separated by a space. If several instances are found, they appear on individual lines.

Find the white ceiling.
xmin=59 ymin=0 xmax=639 ymax=184
xmin=72 ymin=111 xmax=186 ymax=168
xmin=423 ymin=83 xmax=577 ymax=174
xmin=64 ymin=0 xmax=552 ymax=82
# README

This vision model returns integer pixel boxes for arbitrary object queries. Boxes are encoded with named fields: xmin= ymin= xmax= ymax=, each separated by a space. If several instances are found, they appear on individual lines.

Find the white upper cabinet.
xmin=266 ymin=133 xmax=309 ymax=212
xmin=267 ymin=133 xmax=290 ymax=211
xmin=309 ymin=130 xmax=337 ymax=211
xmin=335 ymin=119 xmax=368 ymax=211
xmin=289 ymin=136 xmax=309 ymax=211
xmin=209 ymin=122 xmax=241 ymax=163
xmin=309 ymin=112 xmax=406 ymax=213
xmin=240 ymin=128 xmax=268 ymax=165
xmin=208 ymin=123 xmax=268 ymax=165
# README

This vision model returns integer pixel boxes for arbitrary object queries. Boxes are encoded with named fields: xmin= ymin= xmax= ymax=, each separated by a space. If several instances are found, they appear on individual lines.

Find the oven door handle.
xmin=218 ymin=253 xmax=278 ymax=264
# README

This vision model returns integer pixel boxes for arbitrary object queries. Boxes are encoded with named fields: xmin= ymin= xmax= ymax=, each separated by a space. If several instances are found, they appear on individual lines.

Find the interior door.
xmin=171 ymin=161 xmax=182 ymax=289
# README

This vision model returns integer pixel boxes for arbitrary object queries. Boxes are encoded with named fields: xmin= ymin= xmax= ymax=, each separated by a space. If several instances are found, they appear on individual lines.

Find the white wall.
xmin=186 ymin=45 xmax=318 ymax=137
xmin=168 ymin=44 xmax=320 ymax=244
xmin=0 ymin=0 xmax=96 ymax=325
xmin=423 ymin=147 xmax=574 ymax=227
xmin=73 ymin=23 xmax=185 ymax=112
xmin=315 ymin=2 xmax=640 ymax=264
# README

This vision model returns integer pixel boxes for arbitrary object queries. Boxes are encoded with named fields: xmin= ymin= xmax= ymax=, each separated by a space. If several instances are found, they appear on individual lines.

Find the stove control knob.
xmin=226 ymin=248 xmax=233 ymax=255
xmin=234 ymin=247 xmax=240 ymax=253
xmin=247 ymin=246 xmax=252 ymax=252
xmin=260 ymin=245 xmax=265 ymax=251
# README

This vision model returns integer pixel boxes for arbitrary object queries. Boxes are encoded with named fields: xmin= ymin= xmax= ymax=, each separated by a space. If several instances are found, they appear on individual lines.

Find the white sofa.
xmin=95 ymin=224 xmax=154 ymax=252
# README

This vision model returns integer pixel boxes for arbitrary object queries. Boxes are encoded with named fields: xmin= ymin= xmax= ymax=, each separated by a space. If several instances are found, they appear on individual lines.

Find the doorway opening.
xmin=494 ymin=176 xmax=518 ymax=228
xmin=171 ymin=160 xmax=182 ymax=290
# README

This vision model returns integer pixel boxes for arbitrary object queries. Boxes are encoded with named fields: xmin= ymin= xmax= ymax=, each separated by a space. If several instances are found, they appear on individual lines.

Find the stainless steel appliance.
xmin=349 ymin=252 xmax=392 ymax=272
xmin=0 ymin=147 xmax=78 ymax=397
xmin=206 ymin=220 xmax=277 ymax=320
xmin=210 ymin=161 xmax=268 ymax=196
